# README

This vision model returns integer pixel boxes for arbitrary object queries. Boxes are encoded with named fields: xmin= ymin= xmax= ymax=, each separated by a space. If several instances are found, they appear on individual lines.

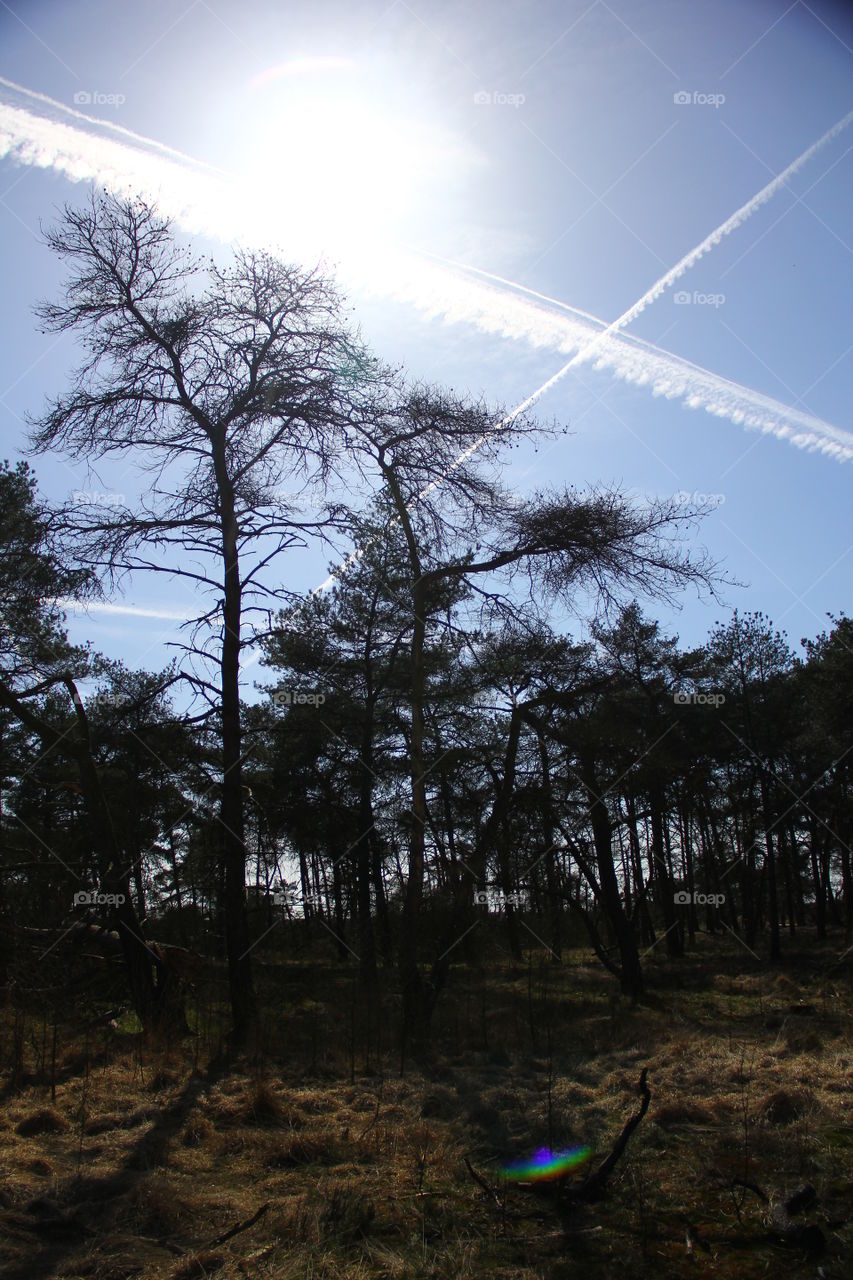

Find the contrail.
xmin=57 ymin=598 xmax=189 ymax=620
xmin=496 ymin=103 xmax=853 ymax=422
xmin=0 ymin=74 xmax=228 ymax=174
xmin=305 ymin=110 xmax=853 ymax=598
xmin=362 ymin=248 xmax=853 ymax=460
xmin=5 ymin=80 xmax=849 ymax=648
xmin=1 ymin=80 xmax=851 ymax=463
xmin=417 ymin=103 xmax=853 ymax=486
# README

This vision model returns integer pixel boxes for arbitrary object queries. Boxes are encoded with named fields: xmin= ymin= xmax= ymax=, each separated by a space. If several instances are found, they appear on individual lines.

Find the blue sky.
xmin=1 ymin=0 xmax=851 ymax=688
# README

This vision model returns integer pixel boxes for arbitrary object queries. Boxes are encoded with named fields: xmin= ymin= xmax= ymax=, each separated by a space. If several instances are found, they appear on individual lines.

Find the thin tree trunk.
xmin=537 ymin=732 xmax=562 ymax=961
xmin=789 ymin=823 xmax=806 ymax=928
xmin=356 ymin=709 xmax=378 ymax=983
xmin=167 ymin=830 xmax=187 ymax=947
xmin=626 ymin=790 xmax=655 ymax=948
xmin=650 ymin=781 xmax=682 ymax=956
xmin=580 ymin=749 xmax=643 ymax=998
xmin=380 ymin=458 xmax=432 ymax=1056
xmin=759 ymin=775 xmax=781 ymax=962
xmin=331 ymin=845 xmax=348 ymax=960
xmin=780 ymin=824 xmax=796 ymax=936
xmin=214 ymin=443 xmax=255 ymax=1046
xmin=809 ymin=817 xmax=826 ymax=939
xmin=838 ymin=810 xmax=853 ymax=935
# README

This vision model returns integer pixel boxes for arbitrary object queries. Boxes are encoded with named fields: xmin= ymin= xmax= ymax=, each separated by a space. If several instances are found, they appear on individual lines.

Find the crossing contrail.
xmin=5 ymin=77 xmax=851 ymax=639
xmin=489 ymin=102 xmax=853 ymax=424
xmin=1 ymin=78 xmax=851 ymax=464
xmin=412 ymin=105 xmax=853 ymax=491
xmin=410 ymin=253 xmax=853 ymax=456
xmin=306 ymin=108 xmax=853 ymax=599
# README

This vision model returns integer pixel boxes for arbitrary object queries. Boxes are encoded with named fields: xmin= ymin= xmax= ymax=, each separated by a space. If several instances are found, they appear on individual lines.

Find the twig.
xmin=358 ymin=1081 xmax=384 ymax=1139
xmin=463 ymin=1156 xmax=530 ymax=1226
xmin=560 ymin=1067 xmax=651 ymax=1205
xmin=206 ymin=1202 xmax=270 ymax=1247
xmin=464 ymin=1156 xmax=502 ymax=1207
xmin=726 ymin=1177 xmax=768 ymax=1204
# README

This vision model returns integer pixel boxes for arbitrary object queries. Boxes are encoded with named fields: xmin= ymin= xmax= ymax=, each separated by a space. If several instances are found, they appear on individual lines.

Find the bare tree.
xmin=28 ymin=193 xmax=365 ymax=1044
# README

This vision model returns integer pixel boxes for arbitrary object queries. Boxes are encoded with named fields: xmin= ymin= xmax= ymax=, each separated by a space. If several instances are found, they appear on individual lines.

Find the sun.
xmin=234 ymin=61 xmax=458 ymax=265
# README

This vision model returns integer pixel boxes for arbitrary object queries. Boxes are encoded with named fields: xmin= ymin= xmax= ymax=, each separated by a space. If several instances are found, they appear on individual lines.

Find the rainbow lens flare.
xmin=499 ymin=1145 xmax=592 ymax=1182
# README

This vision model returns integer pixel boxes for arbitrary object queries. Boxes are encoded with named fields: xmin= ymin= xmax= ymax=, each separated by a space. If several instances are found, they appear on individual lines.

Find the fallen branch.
xmin=463 ymin=1068 xmax=652 ymax=1227
xmin=464 ymin=1156 xmax=504 ymax=1210
xmin=560 ymin=1067 xmax=651 ymax=1206
xmin=726 ymin=1178 xmax=769 ymax=1205
xmin=206 ymin=1202 xmax=270 ymax=1248
xmin=463 ymin=1157 xmax=536 ymax=1224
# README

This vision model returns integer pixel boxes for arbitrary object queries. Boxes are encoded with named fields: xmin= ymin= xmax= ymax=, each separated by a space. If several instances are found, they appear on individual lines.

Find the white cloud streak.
xmin=558 ymin=104 xmax=853 ymax=346
xmin=495 ymin=102 xmax=853 ymax=429
xmin=359 ymin=247 xmax=853 ymax=460
xmin=1 ymin=77 xmax=852 ymax=461
xmin=57 ymin=598 xmax=189 ymax=620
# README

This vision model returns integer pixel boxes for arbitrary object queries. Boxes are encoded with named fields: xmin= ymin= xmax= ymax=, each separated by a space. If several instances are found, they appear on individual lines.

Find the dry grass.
xmin=650 ymin=1101 xmax=716 ymax=1127
xmin=0 ymin=934 xmax=851 ymax=1278
xmin=15 ymin=1106 xmax=69 ymax=1136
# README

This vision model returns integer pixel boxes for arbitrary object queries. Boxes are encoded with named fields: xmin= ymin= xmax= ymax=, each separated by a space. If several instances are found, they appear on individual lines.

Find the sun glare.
xmin=236 ymin=64 xmax=458 ymax=265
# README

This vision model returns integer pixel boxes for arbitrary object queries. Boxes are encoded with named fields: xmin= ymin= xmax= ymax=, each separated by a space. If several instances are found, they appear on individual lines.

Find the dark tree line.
xmin=0 ymin=194 xmax=849 ymax=1055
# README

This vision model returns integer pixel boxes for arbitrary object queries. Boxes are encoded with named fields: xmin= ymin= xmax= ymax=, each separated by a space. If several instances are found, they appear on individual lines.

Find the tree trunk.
xmin=371 ymin=831 xmax=393 ymax=963
xmin=780 ymin=824 xmax=796 ymax=936
xmin=332 ymin=846 xmax=348 ymax=960
xmin=214 ymin=444 xmax=256 ymax=1046
xmin=758 ymin=775 xmax=781 ymax=963
xmin=740 ymin=817 xmax=758 ymax=948
xmin=479 ymin=704 xmax=524 ymax=962
xmin=626 ymin=790 xmax=655 ymax=947
xmin=382 ymin=461 xmax=435 ymax=1059
xmin=809 ymin=817 xmax=826 ymax=939
xmin=838 ymin=809 xmax=853 ymax=936
xmin=650 ymin=780 xmax=681 ymax=956
xmin=580 ymin=749 xmax=643 ymax=998
xmin=789 ymin=823 xmax=806 ymax=928
xmin=536 ymin=732 xmax=562 ymax=961
xmin=356 ymin=714 xmax=378 ymax=983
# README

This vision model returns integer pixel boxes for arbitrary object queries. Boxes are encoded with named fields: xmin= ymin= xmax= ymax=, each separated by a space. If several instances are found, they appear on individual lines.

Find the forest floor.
xmin=1 ymin=930 xmax=851 ymax=1279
